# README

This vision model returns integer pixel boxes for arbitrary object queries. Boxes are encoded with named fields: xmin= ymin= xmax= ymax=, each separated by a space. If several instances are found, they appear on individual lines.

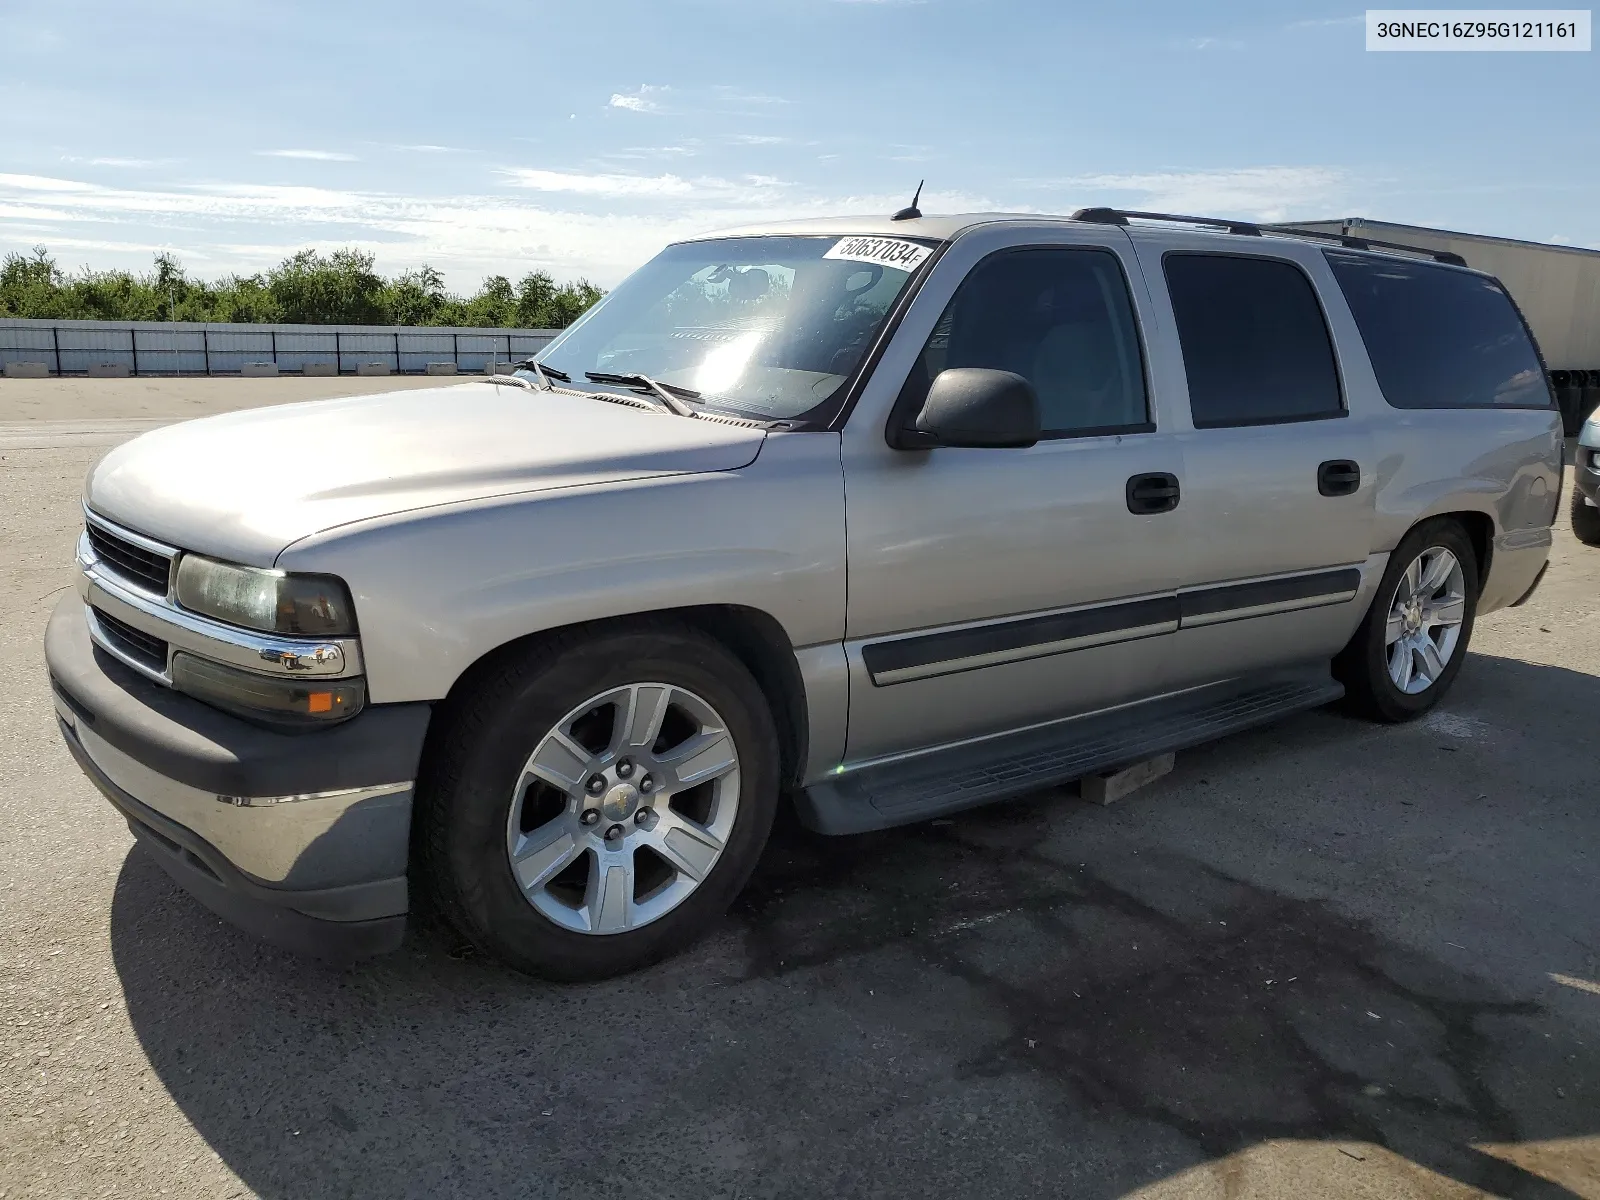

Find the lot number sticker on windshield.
xmin=823 ymin=236 xmax=932 ymax=273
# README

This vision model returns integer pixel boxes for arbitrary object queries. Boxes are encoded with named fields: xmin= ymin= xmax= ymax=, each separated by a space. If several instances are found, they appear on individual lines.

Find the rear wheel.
xmin=418 ymin=623 xmax=779 ymax=980
xmin=1572 ymin=487 xmax=1600 ymax=546
xmin=1335 ymin=519 xmax=1479 ymax=722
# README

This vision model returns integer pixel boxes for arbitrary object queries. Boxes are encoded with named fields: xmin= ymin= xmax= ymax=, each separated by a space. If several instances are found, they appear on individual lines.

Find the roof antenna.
xmin=891 ymin=180 xmax=924 ymax=222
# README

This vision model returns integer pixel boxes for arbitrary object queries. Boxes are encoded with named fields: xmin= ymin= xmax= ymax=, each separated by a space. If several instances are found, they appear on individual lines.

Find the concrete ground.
xmin=1 ymin=378 xmax=1597 ymax=1200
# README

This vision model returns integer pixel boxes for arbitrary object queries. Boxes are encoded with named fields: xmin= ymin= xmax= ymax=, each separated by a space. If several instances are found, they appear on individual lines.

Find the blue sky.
xmin=2 ymin=0 xmax=1595 ymax=289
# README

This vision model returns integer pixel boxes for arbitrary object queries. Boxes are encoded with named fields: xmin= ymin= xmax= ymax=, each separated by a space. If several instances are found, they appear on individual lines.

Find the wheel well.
xmin=673 ymin=605 xmax=809 ymax=789
xmin=1434 ymin=510 xmax=1494 ymax=593
xmin=434 ymin=605 xmax=810 ymax=790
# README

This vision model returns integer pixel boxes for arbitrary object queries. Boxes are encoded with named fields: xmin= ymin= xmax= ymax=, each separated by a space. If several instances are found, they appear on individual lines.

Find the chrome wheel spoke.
xmin=659 ymin=730 xmax=738 ymax=789
xmin=585 ymin=851 xmax=635 ymax=933
xmin=1401 ymin=556 xmax=1423 ymax=601
xmin=525 ymin=730 xmax=592 ymax=792
xmin=1428 ymin=595 xmax=1466 ymax=628
xmin=1416 ymin=637 xmax=1445 ymax=683
xmin=618 ymin=684 xmax=671 ymax=755
xmin=648 ymin=813 xmax=724 ymax=883
xmin=1390 ymin=640 xmax=1415 ymax=690
xmin=1384 ymin=609 xmax=1408 ymax=646
xmin=1418 ymin=549 xmax=1456 ymax=597
xmin=511 ymin=821 xmax=583 ymax=893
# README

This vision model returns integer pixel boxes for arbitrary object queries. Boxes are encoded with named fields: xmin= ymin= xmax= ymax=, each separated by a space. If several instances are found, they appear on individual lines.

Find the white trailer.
xmin=1294 ymin=218 xmax=1600 ymax=432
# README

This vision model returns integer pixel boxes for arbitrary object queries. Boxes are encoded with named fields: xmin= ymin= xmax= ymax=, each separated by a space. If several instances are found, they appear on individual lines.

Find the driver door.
xmin=838 ymin=225 xmax=1190 ymax=764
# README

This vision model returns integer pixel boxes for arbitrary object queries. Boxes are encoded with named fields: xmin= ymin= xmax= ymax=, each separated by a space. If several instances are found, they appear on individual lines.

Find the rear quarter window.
xmin=1323 ymin=252 xmax=1552 ymax=410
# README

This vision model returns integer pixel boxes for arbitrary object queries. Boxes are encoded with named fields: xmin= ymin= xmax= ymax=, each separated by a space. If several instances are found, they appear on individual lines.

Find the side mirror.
xmin=899 ymin=368 xmax=1041 ymax=449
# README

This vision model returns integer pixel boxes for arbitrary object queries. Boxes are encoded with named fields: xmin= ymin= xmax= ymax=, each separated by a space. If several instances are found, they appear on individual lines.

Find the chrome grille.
xmin=86 ymin=522 xmax=172 ymax=595
xmin=91 ymin=606 xmax=170 ymax=673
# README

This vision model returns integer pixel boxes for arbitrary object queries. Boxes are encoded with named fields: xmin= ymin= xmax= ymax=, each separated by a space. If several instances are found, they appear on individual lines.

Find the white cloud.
xmin=0 ymin=169 xmax=1006 ymax=289
xmin=254 ymin=149 xmax=359 ymax=162
xmin=0 ymin=173 xmax=90 ymax=194
xmin=727 ymin=134 xmax=787 ymax=145
xmin=608 ymin=84 xmax=669 ymax=113
xmin=389 ymin=144 xmax=462 ymax=153
xmin=503 ymin=169 xmax=695 ymax=196
xmin=501 ymin=168 xmax=795 ymax=204
xmin=604 ymin=143 xmax=701 ymax=161
xmin=710 ymin=86 xmax=788 ymax=107
xmin=61 ymin=156 xmax=172 ymax=169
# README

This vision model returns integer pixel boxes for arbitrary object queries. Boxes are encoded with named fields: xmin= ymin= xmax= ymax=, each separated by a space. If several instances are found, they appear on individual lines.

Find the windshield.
xmin=530 ymin=235 xmax=933 ymax=420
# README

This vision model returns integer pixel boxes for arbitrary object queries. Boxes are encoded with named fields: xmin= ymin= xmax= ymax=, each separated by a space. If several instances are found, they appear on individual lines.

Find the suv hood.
xmin=86 ymin=383 xmax=768 ymax=565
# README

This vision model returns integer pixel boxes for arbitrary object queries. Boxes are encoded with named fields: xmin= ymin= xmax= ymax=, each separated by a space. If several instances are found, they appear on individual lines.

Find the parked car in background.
xmin=46 ymin=209 xmax=1563 ymax=980
xmin=1574 ymin=409 xmax=1600 ymax=545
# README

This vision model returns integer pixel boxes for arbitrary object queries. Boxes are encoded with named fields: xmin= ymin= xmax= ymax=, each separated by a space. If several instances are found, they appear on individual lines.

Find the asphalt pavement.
xmin=1 ymin=379 xmax=1597 ymax=1199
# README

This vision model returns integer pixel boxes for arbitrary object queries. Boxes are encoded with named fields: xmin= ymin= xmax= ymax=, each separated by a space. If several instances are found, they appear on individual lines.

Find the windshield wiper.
xmin=514 ymin=358 xmax=570 ymax=388
xmin=585 ymin=371 xmax=700 ymax=417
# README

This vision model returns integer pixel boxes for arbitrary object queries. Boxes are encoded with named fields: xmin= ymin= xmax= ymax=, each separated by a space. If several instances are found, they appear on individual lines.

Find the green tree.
xmin=459 ymin=274 xmax=517 ymax=327
xmin=0 ymin=246 xmax=603 ymax=328
xmin=211 ymin=274 xmax=283 ymax=323
xmin=266 ymin=248 xmax=387 ymax=324
xmin=514 ymin=270 xmax=603 ymax=328
xmin=0 ymin=247 xmax=67 ymax=317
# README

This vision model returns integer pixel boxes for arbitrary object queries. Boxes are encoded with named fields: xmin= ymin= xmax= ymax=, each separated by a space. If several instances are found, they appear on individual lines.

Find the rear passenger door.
xmin=1129 ymin=237 xmax=1378 ymax=688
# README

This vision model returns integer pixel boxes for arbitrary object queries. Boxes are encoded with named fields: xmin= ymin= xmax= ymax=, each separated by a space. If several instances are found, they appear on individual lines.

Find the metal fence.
xmin=0 ymin=319 xmax=562 ymax=377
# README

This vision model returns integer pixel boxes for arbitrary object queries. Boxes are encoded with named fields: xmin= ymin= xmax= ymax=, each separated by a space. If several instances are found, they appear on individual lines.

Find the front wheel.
xmin=1335 ymin=520 xmax=1479 ymax=722
xmin=1572 ymin=487 xmax=1600 ymax=546
xmin=417 ymin=623 xmax=780 ymax=980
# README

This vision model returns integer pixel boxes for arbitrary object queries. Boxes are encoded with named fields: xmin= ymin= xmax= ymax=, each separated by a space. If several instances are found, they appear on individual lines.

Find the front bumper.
xmin=46 ymin=592 xmax=432 ymax=959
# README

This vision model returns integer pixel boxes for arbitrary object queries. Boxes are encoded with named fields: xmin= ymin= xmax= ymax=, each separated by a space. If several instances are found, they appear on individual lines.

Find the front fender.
xmin=275 ymin=433 xmax=847 ymax=704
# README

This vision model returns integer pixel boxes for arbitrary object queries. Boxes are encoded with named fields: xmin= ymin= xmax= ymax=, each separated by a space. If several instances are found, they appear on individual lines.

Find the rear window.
xmin=1323 ymin=252 xmax=1552 ymax=410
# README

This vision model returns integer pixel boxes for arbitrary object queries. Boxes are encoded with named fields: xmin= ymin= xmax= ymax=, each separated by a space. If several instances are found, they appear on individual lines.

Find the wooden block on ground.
xmin=4 ymin=361 xmax=50 ymax=378
xmin=1080 ymin=752 xmax=1175 ymax=806
xmin=240 ymin=362 xmax=279 ymax=377
xmin=302 ymin=362 xmax=338 ymax=376
xmin=425 ymin=361 xmax=458 ymax=376
xmin=356 ymin=363 xmax=391 ymax=376
xmin=87 ymin=363 xmax=130 ymax=378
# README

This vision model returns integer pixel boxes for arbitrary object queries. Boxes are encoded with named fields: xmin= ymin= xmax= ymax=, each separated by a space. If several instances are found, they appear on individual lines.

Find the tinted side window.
xmin=1163 ymin=254 xmax=1343 ymax=427
xmin=906 ymin=247 xmax=1148 ymax=436
xmin=1323 ymin=252 xmax=1551 ymax=410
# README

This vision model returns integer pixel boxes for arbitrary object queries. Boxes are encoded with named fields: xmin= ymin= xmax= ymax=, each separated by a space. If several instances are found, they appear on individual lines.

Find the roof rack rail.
xmin=1072 ymin=207 xmax=1263 ymax=236
xmin=1070 ymin=207 xmax=1468 ymax=267
xmin=1265 ymin=224 xmax=1468 ymax=267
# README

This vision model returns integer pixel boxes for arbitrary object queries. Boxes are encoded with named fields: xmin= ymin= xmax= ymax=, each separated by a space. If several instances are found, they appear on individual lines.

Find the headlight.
xmin=175 ymin=555 xmax=357 ymax=636
xmin=172 ymin=652 xmax=365 ymax=727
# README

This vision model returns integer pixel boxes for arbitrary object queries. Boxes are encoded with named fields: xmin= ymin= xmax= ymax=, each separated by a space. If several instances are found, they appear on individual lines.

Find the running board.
xmin=795 ymin=667 xmax=1343 ymax=834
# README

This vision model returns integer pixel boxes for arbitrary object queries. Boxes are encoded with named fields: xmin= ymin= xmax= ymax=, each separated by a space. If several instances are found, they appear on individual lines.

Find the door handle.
xmin=1126 ymin=472 xmax=1181 ymax=515
xmin=1317 ymin=459 xmax=1361 ymax=497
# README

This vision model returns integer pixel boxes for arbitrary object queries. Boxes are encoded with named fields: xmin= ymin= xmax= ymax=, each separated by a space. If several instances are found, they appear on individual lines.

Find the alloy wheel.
xmin=504 ymin=683 xmax=740 ymax=934
xmin=1384 ymin=546 xmax=1467 ymax=695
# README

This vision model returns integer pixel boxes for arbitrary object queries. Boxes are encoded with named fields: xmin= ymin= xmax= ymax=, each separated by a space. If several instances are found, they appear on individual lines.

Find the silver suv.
xmin=46 ymin=209 xmax=1563 ymax=979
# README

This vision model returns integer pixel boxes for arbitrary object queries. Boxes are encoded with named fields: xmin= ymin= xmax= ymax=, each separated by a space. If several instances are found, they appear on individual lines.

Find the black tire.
xmin=416 ymin=621 xmax=780 ymax=981
xmin=1572 ymin=486 xmax=1600 ymax=546
xmin=1334 ymin=518 xmax=1480 ymax=723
